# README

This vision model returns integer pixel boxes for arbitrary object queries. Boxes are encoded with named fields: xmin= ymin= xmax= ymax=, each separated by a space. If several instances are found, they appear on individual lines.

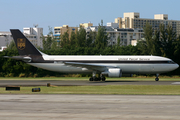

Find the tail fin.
xmin=10 ymin=29 xmax=42 ymax=56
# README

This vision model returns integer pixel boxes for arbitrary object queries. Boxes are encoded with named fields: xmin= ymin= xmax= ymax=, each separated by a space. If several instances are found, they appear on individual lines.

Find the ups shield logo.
xmin=17 ymin=38 xmax=26 ymax=50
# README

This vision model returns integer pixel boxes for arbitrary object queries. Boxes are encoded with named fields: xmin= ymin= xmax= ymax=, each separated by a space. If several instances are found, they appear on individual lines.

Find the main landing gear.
xmin=155 ymin=73 xmax=159 ymax=81
xmin=89 ymin=71 xmax=106 ymax=81
xmin=89 ymin=77 xmax=106 ymax=81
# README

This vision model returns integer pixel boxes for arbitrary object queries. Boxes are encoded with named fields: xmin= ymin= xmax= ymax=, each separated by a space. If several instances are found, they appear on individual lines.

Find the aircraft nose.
xmin=174 ymin=63 xmax=179 ymax=70
xmin=176 ymin=64 xmax=179 ymax=69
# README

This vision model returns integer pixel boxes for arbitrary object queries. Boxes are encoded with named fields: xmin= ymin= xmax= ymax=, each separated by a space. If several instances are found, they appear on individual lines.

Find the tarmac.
xmin=0 ymin=80 xmax=180 ymax=86
xmin=0 ymin=94 xmax=180 ymax=120
xmin=0 ymin=80 xmax=180 ymax=120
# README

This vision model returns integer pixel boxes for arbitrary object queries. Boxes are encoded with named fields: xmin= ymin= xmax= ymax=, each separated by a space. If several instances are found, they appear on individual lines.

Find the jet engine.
xmin=102 ymin=68 xmax=122 ymax=78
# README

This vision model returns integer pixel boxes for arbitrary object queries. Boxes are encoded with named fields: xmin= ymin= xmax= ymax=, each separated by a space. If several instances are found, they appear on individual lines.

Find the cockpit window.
xmin=168 ymin=61 xmax=175 ymax=64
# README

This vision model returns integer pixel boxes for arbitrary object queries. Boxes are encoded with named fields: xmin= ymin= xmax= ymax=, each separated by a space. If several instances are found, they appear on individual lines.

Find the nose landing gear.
xmin=155 ymin=74 xmax=159 ymax=81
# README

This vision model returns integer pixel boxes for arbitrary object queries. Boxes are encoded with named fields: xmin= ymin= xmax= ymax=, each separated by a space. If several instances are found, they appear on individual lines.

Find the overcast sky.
xmin=1 ymin=0 xmax=180 ymax=34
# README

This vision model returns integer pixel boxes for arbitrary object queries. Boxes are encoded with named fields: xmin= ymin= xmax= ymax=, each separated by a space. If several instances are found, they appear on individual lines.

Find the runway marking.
xmin=171 ymin=82 xmax=180 ymax=85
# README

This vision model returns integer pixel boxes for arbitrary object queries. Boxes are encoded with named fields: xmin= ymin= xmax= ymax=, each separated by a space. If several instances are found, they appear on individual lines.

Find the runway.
xmin=0 ymin=80 xmax=180 ymax=87
xmin=0 ymin=94 xmax=180 ymax=120
xmin=1 ymin=80 xmax=180 ymax=120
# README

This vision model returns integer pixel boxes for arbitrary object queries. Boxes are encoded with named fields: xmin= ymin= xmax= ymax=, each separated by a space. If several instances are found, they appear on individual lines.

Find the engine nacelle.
xmin=102 ymin=68 xmax=122 ymax=78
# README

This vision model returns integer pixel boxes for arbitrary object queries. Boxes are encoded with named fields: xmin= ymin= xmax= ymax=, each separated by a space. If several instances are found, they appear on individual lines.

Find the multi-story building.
xmin=107 ymin=28 xmax=143 ymax=46
xmin=115 ymin=12 xmax=180 ymax=36
xmin=54 ymin=25 xmax=78 ymax=40
xmin=23 ymin=27 xmax=43 ymax=48
xmin=0 ymin=32 xmax=13 ymax=48
xmin=87 ymin=23 xmax=143 ymax=46
xmin=54 ymin=23 xmax=93 ymax=40
xmin=80 ymin=22 xmax=93 ymax=28
xmin=0 ymin=27 xmax=43 ymax=49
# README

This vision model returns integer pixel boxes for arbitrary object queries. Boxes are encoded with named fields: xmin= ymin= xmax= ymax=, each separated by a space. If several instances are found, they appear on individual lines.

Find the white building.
xmin=115 ymin=12 xmax=180 ymax=36
xmin=86 ymin=24 xmax=143 ymax=46
xmin=0 ymin=46 xmax=7 ymax=52
xmin=0 ymin=27 xmax=43 ymax=49
xmin=131 ymin=40 xmax=138 ymax=46
xmin=0 ymin=32 xmax=13 ymax=48
xmin=23 ymin=27 xmax=43 ymax=48
xmin=107 ymin=28 xmax=143 ymax=46
xmin=107 ymin=22 xmax=119 ymax=28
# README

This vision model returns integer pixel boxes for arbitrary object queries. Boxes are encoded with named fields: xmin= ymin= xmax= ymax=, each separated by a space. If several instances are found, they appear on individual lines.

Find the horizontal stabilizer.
xmin=3 ymin=56 xmax=31 ymax=62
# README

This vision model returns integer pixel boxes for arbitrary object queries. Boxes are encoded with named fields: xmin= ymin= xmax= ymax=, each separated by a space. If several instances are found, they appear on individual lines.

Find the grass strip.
xmin=0 ymin=85 xmax=180 ymax=95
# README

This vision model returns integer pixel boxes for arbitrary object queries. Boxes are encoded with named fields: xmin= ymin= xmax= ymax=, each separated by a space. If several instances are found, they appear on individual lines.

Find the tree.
xmin=6 ymin=40 xmax=17 ymax=51
xmin=117 ymin=35 xmax=121 ymax=46
xmin=86 ymin=31 xmax=94 ymax=47
xmin=137 ymin=22 xmax=161 ymax=55
xmin=70 ymin=30 xmax=76 ymax=47
xmin=174 ymin=35 xmax=180 ymax=74
xmin=51 ymin=35 xmax=60 ymax=50
xmin=42 ymin=35 xmax=52 ymax=50
xmin=76 ymin=26 xmax=86 ymax=47
xmin=143 ymin=22 xmax=153 ymax=54
xmin=174 ymin=35 xmax=180 ymax=57
xmin=60 ymin=31 xmax=69 ymax=48
xmin=159 ymin=24 xmax=176 ymax=58
xmin=151 ymin=30 xmax=161 ymax=56
xmin=95 ymin=20 xmax=108 ymax=49
xmin=42 ymin=27 xmax=54 ymax=50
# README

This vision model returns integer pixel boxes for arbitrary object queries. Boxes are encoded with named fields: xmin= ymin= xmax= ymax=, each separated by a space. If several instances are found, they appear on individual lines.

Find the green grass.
xmin=0 ymin=77 xmax=180 ymax=95
xmin=0 ymin=76 xmax=180 ymax=81
xmin=0 ymin=77 xmax=88 ymax=80
xmin=1 ymin=85 xmax=180 ymax=95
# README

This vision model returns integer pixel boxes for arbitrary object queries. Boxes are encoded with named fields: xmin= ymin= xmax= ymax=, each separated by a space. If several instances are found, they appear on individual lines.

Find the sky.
xmin=1 ymin=0 xmax=180 ymax=35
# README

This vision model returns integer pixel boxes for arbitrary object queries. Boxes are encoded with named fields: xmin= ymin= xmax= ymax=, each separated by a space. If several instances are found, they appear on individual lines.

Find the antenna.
xmin=33 ymin=24 xmax=38 ymax=28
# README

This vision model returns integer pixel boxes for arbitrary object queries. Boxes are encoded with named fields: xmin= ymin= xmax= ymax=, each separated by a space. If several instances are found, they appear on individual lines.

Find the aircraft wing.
xmin=64 ymin=62 xmax=118 ymax=72
xmin=3 ymin=56 xmax=31 ymax=62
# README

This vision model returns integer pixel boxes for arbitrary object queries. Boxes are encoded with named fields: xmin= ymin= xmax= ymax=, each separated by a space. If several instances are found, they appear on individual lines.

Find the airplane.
xmin=4 ymin=29 xmax=179 ymax=81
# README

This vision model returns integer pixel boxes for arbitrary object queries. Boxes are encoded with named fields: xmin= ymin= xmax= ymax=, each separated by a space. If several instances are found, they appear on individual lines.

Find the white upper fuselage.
xmin=28 ymin=55 xmax=179 ymax=74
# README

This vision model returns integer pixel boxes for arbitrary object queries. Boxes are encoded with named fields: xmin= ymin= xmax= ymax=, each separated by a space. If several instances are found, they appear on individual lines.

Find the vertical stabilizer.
xmin=10 ymin=29 xmax=42 ymax=56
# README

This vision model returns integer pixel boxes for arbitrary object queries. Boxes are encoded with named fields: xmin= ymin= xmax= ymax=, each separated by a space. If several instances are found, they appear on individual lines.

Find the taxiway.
xmin=0 ymin=94 xmax=180 ymax=120
xmin=0 ymin=80 xmax=180 ymax=86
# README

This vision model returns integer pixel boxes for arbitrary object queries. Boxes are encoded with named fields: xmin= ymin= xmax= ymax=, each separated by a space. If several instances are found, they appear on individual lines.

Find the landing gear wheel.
xmin=155 ymin=73 xmax=159 ymax=81
xmin=89 ymin=77 xmax=93 ymax=81
xmin=97 ymin=77 xmax=101 ymax=81
xmin=155 ymin=78 xmax=159 ymax=81
xmin=93 ymin=77 xmax=98 ymax=81
xmin=101 ymin=77 xmax=106 ymax=81
xmin=89 ymin=71 xmax=106 ymax=82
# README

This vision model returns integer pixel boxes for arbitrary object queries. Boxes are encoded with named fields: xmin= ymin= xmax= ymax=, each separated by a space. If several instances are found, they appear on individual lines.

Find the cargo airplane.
xmin=4 ymin=29 xmax=179 ymax=81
